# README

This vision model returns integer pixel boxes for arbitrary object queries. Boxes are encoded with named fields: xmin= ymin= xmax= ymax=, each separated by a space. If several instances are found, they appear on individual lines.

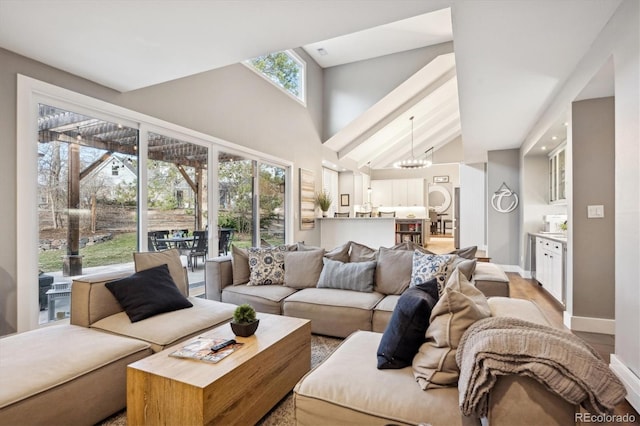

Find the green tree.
xmin=249 ymin=52 xmax=300 ymax=96
xmin=219 ymin=160 xmax=253 ymax=234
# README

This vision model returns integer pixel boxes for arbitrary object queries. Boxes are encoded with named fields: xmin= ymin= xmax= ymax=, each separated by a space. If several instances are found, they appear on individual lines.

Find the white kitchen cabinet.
xmin=371 ymin=180 xmax=392 ymax=207
xmin=371 ymin=179 xmax=424 ymax=207
xmin=549 ymin=144 xmax=566 ymax=204
xmin=535 ymin=236 xmax=565 ymax=304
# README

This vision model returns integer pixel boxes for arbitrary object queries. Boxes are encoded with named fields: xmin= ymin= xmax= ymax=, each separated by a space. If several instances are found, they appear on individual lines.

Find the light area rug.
xmin=98 ymin=334 xmax=342 ymax=426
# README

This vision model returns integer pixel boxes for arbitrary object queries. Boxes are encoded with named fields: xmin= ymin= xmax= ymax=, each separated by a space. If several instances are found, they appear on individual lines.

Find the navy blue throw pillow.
xmin=376 ymin=278 xmax=439 ymax=369
xmin=105 ymin=263 xmax=193 ymax=323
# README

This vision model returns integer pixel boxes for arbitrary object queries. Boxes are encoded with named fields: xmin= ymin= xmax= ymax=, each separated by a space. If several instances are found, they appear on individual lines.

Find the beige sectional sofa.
xmin=205 ymin=242 xmax=511 ymax=338
xmin=0 ymin=249 xmax=238 ymax=426
xmin=294 ymin=297 xmax=577 ymax=426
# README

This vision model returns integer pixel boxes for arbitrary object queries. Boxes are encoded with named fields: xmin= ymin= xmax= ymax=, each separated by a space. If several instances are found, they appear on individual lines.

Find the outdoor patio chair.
xmin=218 ymin=229 xmax=233 ymax=256
xmin=188 ymin=230 xmax=208 ymax=271
xmin=154 ymin=230 xmax=170 ymax=250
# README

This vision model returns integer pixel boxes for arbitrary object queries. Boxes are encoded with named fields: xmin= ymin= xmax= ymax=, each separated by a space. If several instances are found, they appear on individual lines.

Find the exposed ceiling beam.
xmin=337 ymin=67 xmax=456 ymax=159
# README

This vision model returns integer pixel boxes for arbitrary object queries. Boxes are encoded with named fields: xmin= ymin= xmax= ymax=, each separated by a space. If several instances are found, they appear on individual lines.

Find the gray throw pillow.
xmin=284 ymin=249 xmax=325 ymax=289
xmin=317 ymin=258 xmax=376 ymax=292
xmin=375 ymin=246 xmax=413 ymax=295
xmin=231 ymin=245 xmax=250 ymax=285
xmin=349 ymin=242 xmax=378 ymax=262
xmin=324 ymin=241 xmax=351 ymax=263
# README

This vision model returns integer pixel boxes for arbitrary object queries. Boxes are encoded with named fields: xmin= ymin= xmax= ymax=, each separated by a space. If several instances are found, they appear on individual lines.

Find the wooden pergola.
xmin=38 ymin=105 xmax=211 ymax=275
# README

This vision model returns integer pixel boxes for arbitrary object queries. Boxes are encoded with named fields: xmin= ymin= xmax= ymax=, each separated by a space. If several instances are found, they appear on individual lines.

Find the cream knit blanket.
xmin=456 ymin=316 xmax=626 ymax=417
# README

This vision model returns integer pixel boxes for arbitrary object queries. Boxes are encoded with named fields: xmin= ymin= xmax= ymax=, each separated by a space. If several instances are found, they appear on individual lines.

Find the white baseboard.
xmin=563 ymin=312 xmax=616 ymax=335
xmin=610 ymin=355 xmax=640 ymax=414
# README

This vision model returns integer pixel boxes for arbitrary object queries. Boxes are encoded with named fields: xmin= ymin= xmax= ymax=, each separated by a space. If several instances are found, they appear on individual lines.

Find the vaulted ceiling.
xmin=0 ymin=0 xmax=622 ymax=166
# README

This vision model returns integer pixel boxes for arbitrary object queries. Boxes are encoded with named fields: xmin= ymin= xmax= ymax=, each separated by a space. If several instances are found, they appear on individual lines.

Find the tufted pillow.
xmin=105 ymin=263 xmax=193 ymax=323
xmin=410 ymin=251 xmax=455 ymax=295
xmin=317 ymin=257 xmax=376 ymax=292
xmin=377 ymin=278 xmax=439 ymax=369
xmin=412 ymin=269 xmax=490 ymax=389
xmin=284 ymin=249 xmax=325 ymax=289
xmin=247 ymin=246 xmax=287 ymax=285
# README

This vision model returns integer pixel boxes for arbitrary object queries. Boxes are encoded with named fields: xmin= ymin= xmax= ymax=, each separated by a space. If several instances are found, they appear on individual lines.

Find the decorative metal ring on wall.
xmin=428 ymin=185 xmax=451 ymax=213
xmin=491 ymin=182 xmax=519 ymax=213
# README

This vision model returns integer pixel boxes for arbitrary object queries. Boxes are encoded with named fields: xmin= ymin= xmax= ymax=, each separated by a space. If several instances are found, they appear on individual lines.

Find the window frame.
xmin=243 ymin=49 xmax=307 ymax=106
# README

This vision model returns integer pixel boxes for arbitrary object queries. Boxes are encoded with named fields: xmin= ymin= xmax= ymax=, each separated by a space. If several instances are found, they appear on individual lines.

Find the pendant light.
xmin=394 ymin=116 xmax=429 ymax=169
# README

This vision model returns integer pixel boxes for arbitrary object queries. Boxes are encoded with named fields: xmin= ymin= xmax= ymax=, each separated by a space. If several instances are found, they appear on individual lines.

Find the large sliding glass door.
xmin=20 ymin=77 xmax=292 ymax=331
xmin=218 ymin=155 xmax=288 ymax=250
xmin=37 ymin=104 xmax=138 ymax=323
xmin=145 ymin=132 xmax=209 ymax=295
xmin=259 ymin=163 xmax=286 ymax=246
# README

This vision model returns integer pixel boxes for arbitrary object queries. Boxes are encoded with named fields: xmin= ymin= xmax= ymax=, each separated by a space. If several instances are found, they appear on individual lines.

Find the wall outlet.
xmin=587 ymin=205 xmax=604 ymax=218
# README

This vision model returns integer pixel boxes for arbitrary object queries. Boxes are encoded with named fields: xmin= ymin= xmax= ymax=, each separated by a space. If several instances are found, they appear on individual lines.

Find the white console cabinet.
xmin=535 ymin=236 xmax=565 ymax=304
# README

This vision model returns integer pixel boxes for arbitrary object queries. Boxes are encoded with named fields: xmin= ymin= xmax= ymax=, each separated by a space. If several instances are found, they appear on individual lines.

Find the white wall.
xmin=459 ymin=163 xmax=486 ymax=251
xmin=323 ymin=42 xmax=454 ymax=140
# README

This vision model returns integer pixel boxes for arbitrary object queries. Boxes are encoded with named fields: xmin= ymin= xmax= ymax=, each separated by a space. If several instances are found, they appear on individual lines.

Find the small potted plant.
xmin=315 ymin=190 xmax=332 ymax=217
xmin=230 ymin=303 xmax=259 ymax=337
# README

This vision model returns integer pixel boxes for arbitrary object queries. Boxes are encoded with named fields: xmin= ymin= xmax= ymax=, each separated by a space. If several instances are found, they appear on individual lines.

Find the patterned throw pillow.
xmin=247 ymin=246 xmax=287 ymax=285
xmin=410 ymin=250 xmax=454 ymax=295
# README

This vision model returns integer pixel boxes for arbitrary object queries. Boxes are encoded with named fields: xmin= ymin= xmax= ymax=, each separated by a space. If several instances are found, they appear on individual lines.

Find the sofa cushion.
xmin=294 ymin=330 xmax=462 ymax=426
xmin=488 ymin=297 xmax=551 ymax=325
xmin=450 ymin=246 xmax=478 ymax=259
xmin=247 ymin=246 xmax=287 ymax=285
xmin=375 ymin=247 xmax=413 ymax=295
xmin=377 ymin=278 xmax=439 ymax=369
xmin=317 ymin=258 xmax=376 ymax=292
xmin=472 ymin=262 xmax=510 ymax=297
xmin=222 ymin=284 xmax=297 ymax=315
xmin=349 ymin=242 xmax=378 ymax=262
xmin=372 ymin=295 xmax=400 ymax=333
xmin=133 ymin=248 xmax=188 ymax=295
xmin=448 ymin=256 xmax=477 ymax=281
xmin=231 ymin=245 xmax=250 ymax=285
xmin=105 ymin=264 xmax=193 ymax=323
xmin=283 ymin=288 xmax=384 ymax=338
xmin=324 ymin=241 xmax=351 ymax=263
xmin=0 ymin=324 xmax=151 ymax=410
xmin=410 ymin=251 xmax=454 ymax=294
xmin=412 ymin=269 xmax=491 ymax=389
xmin=91 ymin=297 xmax=236 ymax=352
xmin=284 ymin=249 xmax=325 ymax=289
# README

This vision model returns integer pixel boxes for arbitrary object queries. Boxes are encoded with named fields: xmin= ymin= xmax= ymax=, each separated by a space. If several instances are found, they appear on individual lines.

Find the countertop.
xmin=530 ymin=232 xmax=567 ymax=244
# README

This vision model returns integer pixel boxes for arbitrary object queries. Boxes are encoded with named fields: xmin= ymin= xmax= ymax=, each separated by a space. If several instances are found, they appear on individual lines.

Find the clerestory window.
xmin=245 ymin=50 xmax=306 ymax=105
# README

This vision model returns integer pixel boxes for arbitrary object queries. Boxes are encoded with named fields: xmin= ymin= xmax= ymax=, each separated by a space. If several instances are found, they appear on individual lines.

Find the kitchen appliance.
xmin=542 ymin=214 xmax=567 ymax=233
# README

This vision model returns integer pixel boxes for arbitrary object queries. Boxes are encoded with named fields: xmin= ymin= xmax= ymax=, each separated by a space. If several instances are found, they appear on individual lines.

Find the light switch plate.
xmin=587 ymin=205 xmax=604 ymax=218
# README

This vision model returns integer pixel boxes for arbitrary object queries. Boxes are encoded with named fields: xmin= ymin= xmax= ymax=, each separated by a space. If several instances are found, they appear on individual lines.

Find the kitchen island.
xmin=319 ymin=217 xmax=395 ymax=250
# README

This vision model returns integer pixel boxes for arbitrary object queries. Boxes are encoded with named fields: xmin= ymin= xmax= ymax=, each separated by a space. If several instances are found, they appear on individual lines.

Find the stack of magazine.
xmin=170 ymin=337 xmax=243 ymax=364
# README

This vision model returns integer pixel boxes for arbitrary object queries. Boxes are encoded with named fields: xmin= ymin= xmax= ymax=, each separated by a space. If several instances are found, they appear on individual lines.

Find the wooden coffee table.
xmin=126 ymin=313 xmax=311 ymax=425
